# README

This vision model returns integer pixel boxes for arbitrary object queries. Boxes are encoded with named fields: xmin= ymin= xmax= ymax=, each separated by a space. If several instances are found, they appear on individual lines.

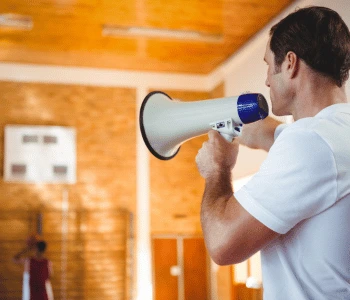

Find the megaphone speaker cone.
xmin=139 ymin=91 xmax=181 ymax=160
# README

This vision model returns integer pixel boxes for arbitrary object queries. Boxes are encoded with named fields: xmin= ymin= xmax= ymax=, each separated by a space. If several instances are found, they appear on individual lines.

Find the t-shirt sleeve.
xmin=235 ymin=128 xmax=338 ymax=234
xmin=274 ymin=123 xmax=288 ymax=140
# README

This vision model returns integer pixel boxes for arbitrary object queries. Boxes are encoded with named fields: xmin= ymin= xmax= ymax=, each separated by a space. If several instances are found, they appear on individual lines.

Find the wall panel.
xmin=0 ymin=81 xmax=136 ymax=299
xmin=0 ymin=81 xmax=136 ymax=211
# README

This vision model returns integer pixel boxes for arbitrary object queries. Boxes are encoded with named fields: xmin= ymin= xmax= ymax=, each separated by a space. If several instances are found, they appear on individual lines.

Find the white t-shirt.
xmin=235 ymin=103 xmax=350 ymax=300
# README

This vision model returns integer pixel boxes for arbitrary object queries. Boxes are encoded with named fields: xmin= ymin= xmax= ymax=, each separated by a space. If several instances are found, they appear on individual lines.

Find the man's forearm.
xmin=201 ymin=169 xmax=233 ymax=216
xmin=200 ymin=169 xmax=235 ymax=263
xmin=196 ymin=131 xmax=246 ymax=264
xmin=239 ymin=117 xmax=282 ymax=151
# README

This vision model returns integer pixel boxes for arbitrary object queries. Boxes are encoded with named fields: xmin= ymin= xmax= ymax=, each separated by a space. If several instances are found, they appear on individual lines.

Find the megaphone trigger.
xmin=209 ymin=119 xmax=242 ymax=142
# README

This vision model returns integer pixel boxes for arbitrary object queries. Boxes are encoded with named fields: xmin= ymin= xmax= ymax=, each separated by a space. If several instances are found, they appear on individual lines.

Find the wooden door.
xmin=153 ymin=237 xmax=209 ymax=300
xmin=153 ymin=238 xmax=179 ymax=300
xmin=183 ymin=238 xmax=208 ymax=300
xmin=233 ymin=283 xmax=263 ymax=300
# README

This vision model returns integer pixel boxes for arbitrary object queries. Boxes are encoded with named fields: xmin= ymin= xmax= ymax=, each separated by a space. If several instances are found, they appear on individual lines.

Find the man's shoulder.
xmin=275 ymin=119 xmax=325 ymax=145
xmin=270 ymin=121 xmax=336 ymax=166
xmin=277 ymin=111 xmax=348 ymax=143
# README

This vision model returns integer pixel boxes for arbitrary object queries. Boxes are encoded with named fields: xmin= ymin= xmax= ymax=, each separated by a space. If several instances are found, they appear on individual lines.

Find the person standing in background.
xmin=13 ymin=238 xmax=54 ymax=300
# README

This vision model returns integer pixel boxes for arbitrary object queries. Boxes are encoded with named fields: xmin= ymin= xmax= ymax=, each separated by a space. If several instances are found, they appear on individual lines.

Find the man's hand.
xmin=196 ymin=130 xmax=239 ymax=179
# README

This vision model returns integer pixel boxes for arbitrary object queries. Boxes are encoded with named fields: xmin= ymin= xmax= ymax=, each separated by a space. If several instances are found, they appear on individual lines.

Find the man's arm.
xmin=196 ymin=130 xmax=279 ymax=265
xmin=238 ymin=116 xmax=282 ymax=151
xmin=201 ymin=171 xmax=279 ymax=265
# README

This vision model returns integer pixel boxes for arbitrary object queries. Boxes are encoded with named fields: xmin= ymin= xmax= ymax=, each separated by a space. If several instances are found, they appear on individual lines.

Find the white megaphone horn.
xmin=139 ymin=91 xmax=269 ymax=160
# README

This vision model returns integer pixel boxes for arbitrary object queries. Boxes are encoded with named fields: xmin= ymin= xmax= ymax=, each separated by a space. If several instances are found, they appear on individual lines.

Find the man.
xmin=14 ymin=239 xmax=54 ymax=300
xmin=196 ymin=6 xmax=350 ymax=300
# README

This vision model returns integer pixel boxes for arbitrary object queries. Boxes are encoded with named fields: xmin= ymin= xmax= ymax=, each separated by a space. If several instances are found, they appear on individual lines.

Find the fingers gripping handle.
xmin=210 ymin=118 xmax=242 ymax=142
xmin=220 ymin=132 xmax=239 ymax=142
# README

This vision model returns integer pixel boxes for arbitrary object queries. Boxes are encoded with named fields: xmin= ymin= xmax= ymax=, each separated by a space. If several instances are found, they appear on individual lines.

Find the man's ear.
xmin=284 ymin=51 xmax=299 ymax=78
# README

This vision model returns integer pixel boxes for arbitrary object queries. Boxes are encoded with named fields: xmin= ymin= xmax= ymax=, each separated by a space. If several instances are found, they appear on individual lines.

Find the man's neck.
xmin=292 ymin=81 xmax=347 ymax=120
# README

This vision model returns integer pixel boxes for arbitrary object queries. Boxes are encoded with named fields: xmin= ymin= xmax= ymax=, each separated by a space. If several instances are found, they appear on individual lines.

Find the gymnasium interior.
xmin=0 ymin=0 xmax=349 ymax=299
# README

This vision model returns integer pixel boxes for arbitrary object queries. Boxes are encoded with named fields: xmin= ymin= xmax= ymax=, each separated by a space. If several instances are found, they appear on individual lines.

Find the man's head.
xmin=36 ymin=240 xmax=47 ymax=253
xmin=269 ymin=6 xmax=350 ymax=87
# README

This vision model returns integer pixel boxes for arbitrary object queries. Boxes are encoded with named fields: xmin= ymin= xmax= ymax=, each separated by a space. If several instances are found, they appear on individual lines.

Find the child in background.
xmin=13 ymin=236 xmax=54 ymax=300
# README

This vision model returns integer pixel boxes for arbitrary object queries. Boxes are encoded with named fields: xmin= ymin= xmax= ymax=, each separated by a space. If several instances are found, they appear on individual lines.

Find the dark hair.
xmin=36 ymin=241 xmax=47 ymax=253
xmin=270 ymin=6 xmax=350 ymax=87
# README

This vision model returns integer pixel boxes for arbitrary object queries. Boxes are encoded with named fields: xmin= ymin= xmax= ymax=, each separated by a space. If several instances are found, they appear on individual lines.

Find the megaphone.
xmin=139 ymin=91 xmax=269 ymax=160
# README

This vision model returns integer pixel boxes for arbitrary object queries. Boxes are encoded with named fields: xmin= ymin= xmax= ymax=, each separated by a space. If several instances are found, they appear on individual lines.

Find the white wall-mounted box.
xmin=4 ymin=125 xmax=76 ymax=184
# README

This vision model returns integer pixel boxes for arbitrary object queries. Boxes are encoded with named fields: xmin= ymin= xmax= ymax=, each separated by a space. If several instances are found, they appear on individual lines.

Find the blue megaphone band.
xmin=237 ymin=93 xmax=269 ymax=124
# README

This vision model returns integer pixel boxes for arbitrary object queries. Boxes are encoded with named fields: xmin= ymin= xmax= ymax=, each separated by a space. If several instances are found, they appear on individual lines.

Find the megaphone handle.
xmin=220 ymin=133 xmax=235 ymax=142
xmin=210 ymin=118 xmax=242 ymax=142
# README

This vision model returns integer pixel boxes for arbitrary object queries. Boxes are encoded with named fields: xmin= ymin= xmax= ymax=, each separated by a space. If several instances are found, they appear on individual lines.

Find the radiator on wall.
xmin=4 ymin=125 xmax=76 ymax=184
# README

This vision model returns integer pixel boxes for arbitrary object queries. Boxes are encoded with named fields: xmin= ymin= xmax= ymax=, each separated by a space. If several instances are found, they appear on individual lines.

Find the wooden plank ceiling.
xmin=0 ymin=0 xmax=294 ymax=74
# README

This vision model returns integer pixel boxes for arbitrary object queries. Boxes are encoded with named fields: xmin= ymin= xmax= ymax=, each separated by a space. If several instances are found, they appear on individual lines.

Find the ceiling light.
xmin=102 ymin=25 xmax=222 ymax=43
xmin=0 ymin=14 xmax=33 ymax=30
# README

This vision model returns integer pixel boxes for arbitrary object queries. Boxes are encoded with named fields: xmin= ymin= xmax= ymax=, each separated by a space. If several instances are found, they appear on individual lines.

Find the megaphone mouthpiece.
xmin=237 ymin=93 xmax=269 ymax=124
xmin=139 ymin=91 xmax=269 ymax=160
